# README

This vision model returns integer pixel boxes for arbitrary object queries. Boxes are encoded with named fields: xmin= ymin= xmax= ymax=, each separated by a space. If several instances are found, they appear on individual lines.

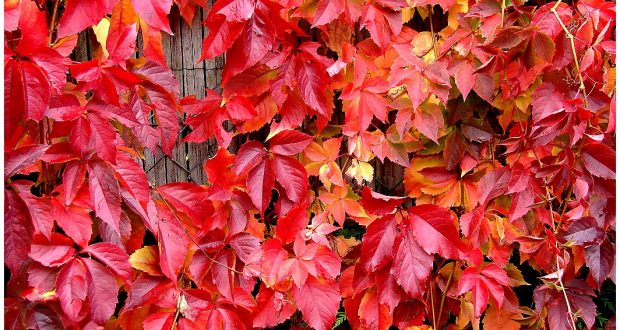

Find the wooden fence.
xmin=74 ymin=4 xmax=405 ymax=195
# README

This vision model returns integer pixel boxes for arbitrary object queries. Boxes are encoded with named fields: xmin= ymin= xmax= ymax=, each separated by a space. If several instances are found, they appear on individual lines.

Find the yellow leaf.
xmin=345 ymin=159 xmax=373 ymax=184
xmin=129 ymin=246 xmax=161 ymax=276
xmin=319 ymin=161 xmax=345 ymax=189
xmin=411 ymin=31 xmax=434 ymax=58
xmin=334 ymin=236 xmax=360 ymax=257
xmin=505 ymin=263 xmax=529 ymax=287
xmin=604 ymin=66 xmax=615 ymax=94
xmin=92 ymin=17 xmax=111 ymax=59
xmin=448 ymin=0 xmax=469 ymax=31
xmin=42 ymin=290 xmax=56 ymax=298
xmin=402 ymin=7 xmax=415 ymax=23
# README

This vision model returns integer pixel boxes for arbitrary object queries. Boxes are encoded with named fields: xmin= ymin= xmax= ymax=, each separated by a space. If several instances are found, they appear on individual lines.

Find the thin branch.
xmin=154 ymin=185 xmax=278 ymax=281
xmin=550 ymin=1 xmax=589 ymax=110
xmin=48 ymin=0 xmax=61 ymax=45
xmin=437 ymin=262 xmax=457 ymax=327
xmin=428 ymin=5 xmax=438 ymax=60
xmin=501 ymin=0 xmax=506 ymax=28
xmin=154 ymin=186 xmax=244 ymax=275
xmin=430 ymin=282 xmax=438 ymax=330
xmin=531 ymin=147 xmax=578 ymax=330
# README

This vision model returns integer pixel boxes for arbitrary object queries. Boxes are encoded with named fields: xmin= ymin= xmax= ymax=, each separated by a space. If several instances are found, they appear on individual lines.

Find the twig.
xmin=430 ymin=282 xmax=437 ymax=330
xmin=48 ymin=0 xmax=61 ymax=45
xmin=501 ymin=0 xmax=506 ymax=28
xmin=531 ymin=148 xmax=577 ymax=330
xmin=428 ymin=5 xmax=438 ymax=60
xmin=154 ymin=186 xmax=243 ymax=275
xmin=550 ymin=1 xmax=589 ymax=109
xmin=170 ymin=294 xmax=182 ymax=330
xmin=437 ymin=262 xmax=457 ymax=327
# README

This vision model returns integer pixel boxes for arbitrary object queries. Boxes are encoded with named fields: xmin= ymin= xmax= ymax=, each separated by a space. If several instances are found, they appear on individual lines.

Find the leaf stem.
xmin=430 ymin=281 xmax=437 ymax=330
xmin=531 ymin=148 xmax=577 ymax=330
xmin=437 ymin=262 xmax=457 ymax=326
xmin=550 ymin=1 xmax=589 ymax=109
xmin=501 ymin=0 xmax=506 ymax=28
xmin=428 ymin=5 xmax=438 ymax=60
xmin=154 ymin=186 xmax=244 ymax=276
xmin=48 ymin=0 xmax=61 ymax=45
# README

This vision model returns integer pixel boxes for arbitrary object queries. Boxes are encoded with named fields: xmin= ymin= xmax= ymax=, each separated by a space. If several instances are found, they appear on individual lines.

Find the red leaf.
xmin=392 ymin=224 xmax=433 ymax=299
xmin=46 ymin=94 xmax=83 ymax=121
xmin=87 ymin=112 xmax=117 ymax=163
xmin=106 ymin=23 xmax=139 ymax=65
xmin=62 ymin=161 xmax=87 ymax=206
xmin=157 ymin=182 xmax=213 ymax=223
xmin=414 ymin=105 xmax=445 ymax=144
xmin=4 ymin=190 xmax=34 ymax=274
xmin=524 ymin=31 xmax=555 ymax=68
xmin=268 ymin=130 xmax=314 ymax=156
xmin=29 ymin=233 xmax=76 ymax=267
xmin=362 ymin=5 xmax=401 ymax=50
xmin=157 ymin=205 xmax=190 ymax=281
xmin=360 ymin=215 xmax=398 ymax=272
xmin=144 ymin=312 xmax=175 ymax=329
xmin=253 ymin=284 xmax=297 ymax=328
xmin=581 ymin=142 xmax=615 ymax=179
xmin=275 ymin=201 xmax=309 ymax=244
xmin=460 ymin=207 xmax=491 ymax=249
xmin=314 ymin=245 xmax=341 ymax=279
xmin=88 ymin=160 xmax=122 ymax=233
xmin=57 ymin=0 xmax=113 ymax=38
xmin=532 ymin=82 xmax=568 ymax=123
xmin=312 ymin=0 xmax=344 ymax=26
xmin=292 ymin=276 xmax=341 ymax=330
xmin=606 ymin=94 xmax=615 ymax=134
xmin=147 ymin=86 xmax=180 ymax=156
xmin=82 ymin=258 xmax=119 ymax=325
xmin=294 ymin=54 xmax=331 ymax=118
xmin=535 ymin=279 xmax=597 ymax=330
xmin=4 ymin=144 xmax=48 ymax=178
xmin=223 ymin=12 xmax=275 ymax=81
xmin=375 ymin=267 xmax=402 ymax=312
xmin=199 ymin=17 xmax=245 ymax=61
xmin=343 ymin=88 xmax=389 ymax=132
xmin=229 ymin=233 xmax=261 ymax=264
xmin=393 ymin=300 xmax=425 ymax=329
xmin=52 ymin=198 xmax=93 ymax=248
xmin=56 ymin=258 xmax=88 ymax=322
xmin=360 ymin=187 xmax=404 ymax=215
xmin=140 ymin=22 xmax=167 ymax=67
xmin=454 ymin=61 xmax=475 ymax=99
xmin=247 ymin=158 xmax=275 ymax=213
xmin=208 ymin=0 xmax=255 ymax=22
xmin=11 ymin=181 xmax=55 ymax=240
xmin=358 ymin=288 xmax=392 ymax=329
xmin=114 ymin=152 xmax=151 ymax=206
xmin=8 ymin=60 xmax=51 ymax=122
xmin=560 ymin=217 xmax=605 ymax=246
xmin=131 ymin=0 xmax=173 ymax=34
xmin=409 ymin=204 xmax=465 ymax=259
xmin=477 ymin=167 xmax=511 ymax=206
xmin=234 ymin=141 xmax=267 ymax=176
xmin=273 ymin=155 xmax=308 ymax=203
xmin=15 ymin=0 xmax=48 ymax=52
xmin=508 ymin=189 xmax=535 ymax=221
xmin=457 ymin=264 xmax=509 ymax=318
xmin=585 ymin=239 xmax=614 ymax=289
xmin=82 ymin=243 xmax=132 ymax=281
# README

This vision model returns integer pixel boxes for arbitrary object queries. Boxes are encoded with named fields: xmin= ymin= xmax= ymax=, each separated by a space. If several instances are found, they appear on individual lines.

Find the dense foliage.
xmin=4 ymin=0 xmax=616 ymax=329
